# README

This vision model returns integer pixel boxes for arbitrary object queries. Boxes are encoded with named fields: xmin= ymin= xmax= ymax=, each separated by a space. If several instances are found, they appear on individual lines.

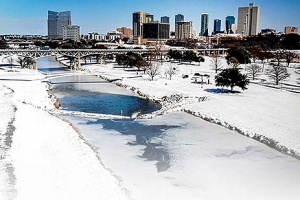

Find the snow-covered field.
xmin=1 ymin=54 xmax=300 ymax=200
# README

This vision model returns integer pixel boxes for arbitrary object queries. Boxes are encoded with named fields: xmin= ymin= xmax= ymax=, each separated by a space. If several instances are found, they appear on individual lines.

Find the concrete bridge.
xmin=0 ymin=48 xmax=228 ymax=70
xmin=0 ymin=48 xmax=228 ymax=58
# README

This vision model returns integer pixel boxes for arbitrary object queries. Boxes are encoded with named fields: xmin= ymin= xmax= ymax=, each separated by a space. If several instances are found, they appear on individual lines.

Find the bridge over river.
xmin=0 ymin=48 xmax=228 ymax=69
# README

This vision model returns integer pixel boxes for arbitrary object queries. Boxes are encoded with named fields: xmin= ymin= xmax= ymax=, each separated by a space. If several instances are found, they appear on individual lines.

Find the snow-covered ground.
xmin=0 ymin=63 xmax=131 ymax=200
xmin=70 ymin=112 xmax=300 ymax=200
xmin=1 ymin=54 xmax=300 ymax=200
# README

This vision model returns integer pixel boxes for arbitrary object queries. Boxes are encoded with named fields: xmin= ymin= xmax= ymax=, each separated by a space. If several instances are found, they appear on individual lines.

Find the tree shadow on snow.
xmin=205 ymin=88 xmax=241 ymax=94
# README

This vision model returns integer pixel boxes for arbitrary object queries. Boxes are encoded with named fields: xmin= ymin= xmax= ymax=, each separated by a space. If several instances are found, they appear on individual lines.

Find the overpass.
xmin=0 ymin=48 xmax=228 ymax=58
xmin=0 ymin=48 xmax=228 ymax=70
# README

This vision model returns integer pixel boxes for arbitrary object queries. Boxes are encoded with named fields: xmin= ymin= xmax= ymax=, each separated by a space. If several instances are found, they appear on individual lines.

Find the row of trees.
xmin=16 ymin=56 xmax=35 ymax=69
xmin=116 ymin=52 xmax=150 ymax=73
xmin=116 ymin=52 xmax=179 ymax=81
xmin=218 ymin=33 xmax=300 ymax=50
xmin=214 ymin=61 xmax=290 ymax=91
xmin=225 ymin=46 xmax=292 ymax=85
xmin=210 ymin=43 xmax=296 ymax=91
xmin=167 ymin=50 xmax=205 ymax=64
xmin=3 ymin=56 xmax=35 ymax=69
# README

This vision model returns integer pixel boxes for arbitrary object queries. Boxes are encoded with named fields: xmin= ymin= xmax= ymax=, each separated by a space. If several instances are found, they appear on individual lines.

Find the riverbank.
xmin=0 ymin=67 xmax=131 ymax=200
xmin=74 ymin=59 xmax=300 ymax=159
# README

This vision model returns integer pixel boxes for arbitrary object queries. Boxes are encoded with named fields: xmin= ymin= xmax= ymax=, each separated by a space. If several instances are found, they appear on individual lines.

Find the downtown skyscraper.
xmin=213 ymin=19 xmax=221 ymax=34
xmin=161 ymin=16 xmax=170 ymax=24
xmin=175 ymin=14 xmax=184 ymax=39
xmin=48 ymin=10 xmax=71 ymax=39
xmin=132 ymin=11 xmax=147 ymax=37
xmin=226 ymin=16 xmax=235 ymax=34
xmin=175 ymin=14 xmax=184 ymax=25
xmin=200 ymin=13 xmax=209 ymax=36
xmin=237 ymin=3 xmax=260 ymax=36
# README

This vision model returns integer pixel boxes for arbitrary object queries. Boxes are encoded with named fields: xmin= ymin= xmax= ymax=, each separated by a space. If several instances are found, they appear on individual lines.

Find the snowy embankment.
xmin=0 ymin=66 xmax=131 ymax=200
xmin=79 ymin=58 xmax=300 ymax=159
xmin=0 ymin=84 xmax=16 ymax=199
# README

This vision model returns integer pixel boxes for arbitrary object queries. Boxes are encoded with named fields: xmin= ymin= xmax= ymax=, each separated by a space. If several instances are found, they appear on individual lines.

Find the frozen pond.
xmin=67 ymin=112 xmax=300 ymax=200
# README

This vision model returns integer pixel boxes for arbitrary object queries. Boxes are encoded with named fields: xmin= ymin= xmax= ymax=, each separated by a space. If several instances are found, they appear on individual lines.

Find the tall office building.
xmin=237 ymin=3 xmax=260 ymax=36
xmin=62 ymin=25 xmax=80 ymax=41
xmin=175 ymin=14 xmax=184 ymax=25
xmin=200 ymin=13 xmax=209 ymax=36
xmin=175 ymin=14 xmax=185 ymax=38
xmin=161 ymin=16 xmax=170 ymax=24
xmin=48 ymin=10 xmax=71 ymax=39
xmin=143 ymin=22 xmax=170 ymax=40
xmin=175 ymin=21 xmax=193 ymax=40
xmin=226 ymin=16 xmax=235 ymax=34
xmin=213 ymin=19 xmax=221 ymax=34
xmin=132 ymin=11 xmax=147 ymax=37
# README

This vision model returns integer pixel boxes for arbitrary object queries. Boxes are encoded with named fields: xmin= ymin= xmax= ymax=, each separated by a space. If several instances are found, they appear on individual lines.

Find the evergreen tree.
xmin=215 ymin=68 xmax=249 ymax=92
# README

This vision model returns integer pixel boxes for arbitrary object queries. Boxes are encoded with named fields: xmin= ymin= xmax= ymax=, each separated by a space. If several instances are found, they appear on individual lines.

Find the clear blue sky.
xmin=0 ymin=0 xmax=299 ymax=35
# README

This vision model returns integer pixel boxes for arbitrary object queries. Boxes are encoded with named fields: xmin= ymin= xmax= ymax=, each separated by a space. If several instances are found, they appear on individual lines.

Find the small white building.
xmin=62 ymin=25 xmax=80 ymax=42
xmin=107 ymin=31 xmax=123 ymax=41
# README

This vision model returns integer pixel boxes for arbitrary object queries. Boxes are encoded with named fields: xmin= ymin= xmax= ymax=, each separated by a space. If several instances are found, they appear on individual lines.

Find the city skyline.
xmin=0 ymin=0 xmax=299 ymax=35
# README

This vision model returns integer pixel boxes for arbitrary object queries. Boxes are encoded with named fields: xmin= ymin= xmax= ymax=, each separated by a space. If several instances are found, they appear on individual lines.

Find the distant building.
xmin=146 ymin=13 xmax=154 ymax=23
xmin=142 ymin=21 xmax=170 ymax=41
xmin=285 ymin=26 xmax=298 ymax=34
xmin=132 ymin=11 xmax=147 ymax=37
xmin=175 ymin=21 xmax=193 ymax=40
xmin=175 ymin=14 xmax=184 ymax=39
xmin=261 ymin=28 xmax=276 ymax=35
xmin=213 ymin=19 xmax=221 ymax=34
xmin=116 ymin=27 xmax=133 ymax=38
xmin=161 ymin=16 xmax=170 ymax=24
xmin=48 ymin=10 xmax=71 ymax=39
xmin=132 ymin=11 xmax=148 ymax=44
xmin=201 ymin=13 xmax=209 ymax=36
xmin=226 ymin=16 xmax=235 ymax=34
xmin=237 ymin=3 xmax=260 ymax=36
xmin=106 ymin=30 xmax=123 ymax=41
xmin=62 ymin=25 xmax=80 ymax=41
xmin=175 ymin=14 xmax=184 ymax=27
xmin=83 ymin=32 xmax=101 ymax=41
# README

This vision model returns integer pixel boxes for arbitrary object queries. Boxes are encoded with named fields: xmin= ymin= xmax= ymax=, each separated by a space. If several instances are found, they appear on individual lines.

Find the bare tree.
xmin=271 ymin=49 xmax=286 ymax=66
xmin=141 ymin=60 xmax=150 ymax=74
xmin=164 ymin=64 xmax=177 ymax=80
xmin=266 ymin=63 xmax=290 ymax=85
xmin=7 ymin=56 xmax=14 ymax=69
xmin=256 ymin=48 xmax=272 ymax=71
xmin=147 ymin=64 xmax=160 ymax=81
xmin=285 ymin=51 xmax=297 ymax=67
xmin=246 ymin=64 xmax=261 ymax=80
xmin=136 ymin=59 xmax=150 ymax=74
xmin=17 ymin=56 xmax=26 ymax=68
xmin=210 ymin=54 xmax=223 ymax=73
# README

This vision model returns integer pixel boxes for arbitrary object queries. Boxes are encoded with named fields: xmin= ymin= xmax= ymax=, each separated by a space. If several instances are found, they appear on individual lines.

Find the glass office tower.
xmin=48 ymin=10 xmax=71 ymax=39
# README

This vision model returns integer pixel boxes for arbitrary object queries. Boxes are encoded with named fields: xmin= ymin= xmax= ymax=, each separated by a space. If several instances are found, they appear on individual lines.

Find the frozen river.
xmin=39 ymin=56 xmax=300 ymax=200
